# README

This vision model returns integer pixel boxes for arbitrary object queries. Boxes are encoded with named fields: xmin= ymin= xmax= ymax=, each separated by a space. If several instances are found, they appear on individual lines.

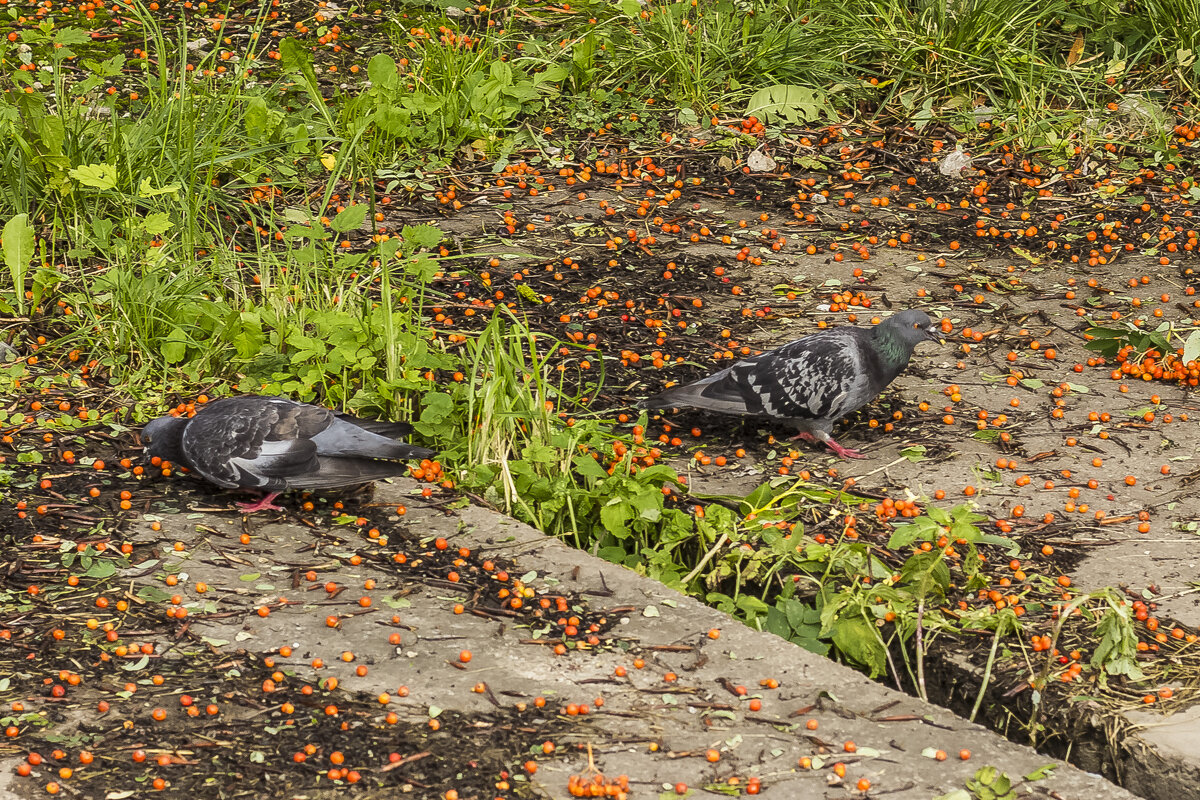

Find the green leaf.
xmin=782 ymin=598 xmax=819 ymax=631
xmin=927 ymin=506 xmax=952 ymax=525
xmin=405 ymin=255 xmax=439 ymax=283
xmin=830 ymin=616 xmax=886 ymax=677
xmin=887 ymin=518 xmax=936 ymax=549
xmin=746 ymin=84 xmax=832 ymax=124
xmin=330 ymin=204 xmax=368 ymax=233
xmin=402 ymin=224 xmax=444 ymax=251
xmin=379 ymin=237 xmax=402 ymax=262
xmin=419 ymin=392 xmax=453 ymax=424
xmin=572 ymin=452 xmax=608 ymax=482
xmin=516 ymin=283 xmax=542 ymax=304
xmin=1183 ymin=329 xmax=1200 ymax=365
xmin=278 ymin=37 xmax=315 ymax=79
xmin=160 ymin=330 xmax=190 ymax=364
xmin=54 ymin=27 xmax=93 ymax=46
xmin=123 ymin=655 xmax=150 ymax=671
xmin=82 ymin=53 xmax=125 ymax=77
xmin=628 ymin=490 xmax=662 ymax=522
xmin=535 ymin=65 xmax=569 ymax=85
xmin=1091 ymin=598 xmax=1145 ymax=681
xmin=763 ymin=605 xmax=791 ymax=638
xmin=138 ymin=178 xmax=181 ymax=198
xmin=36 ymin=116 xmax=65 ymax=156
xmin=244 ymin=95 xmax=271 ymax=141
xmin=902 ymin=551 xmax=951 ymax=599
xmin=84 ymin=560 xmax=116 ymax=579
xmin=596 ymin=545 xmax=628 ymax=564
xmin=736 ymin=595 xmax=769 ymax=616
xmin=3 ymin=214 xmax=35 ymax=313
xmin=232 ymin=312 xmax=265 ymax=359
xmin=69 ymin=163 xmax=118 ymax=190
xmin=1023 ymin=764 xmax=1057 ymax=781
xmin=366 ymin=53 xmax=398 ymax=89
xmin=600 ymin=500 xmax=631 ymax=537
xmin=136 ymin=586 xmax=173 ymax=602
xmin=142 ymin=212 xmax=173 ymax=236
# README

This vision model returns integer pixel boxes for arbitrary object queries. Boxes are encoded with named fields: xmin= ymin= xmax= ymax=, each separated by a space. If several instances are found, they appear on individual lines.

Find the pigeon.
xmin=642 ymin=309 xmax=940 ymax=459
xmin=141 ymin=395 xmax=435 ymax=512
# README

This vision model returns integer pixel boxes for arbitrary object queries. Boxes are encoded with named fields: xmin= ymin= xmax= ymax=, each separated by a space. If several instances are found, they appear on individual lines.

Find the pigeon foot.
xmin=790 ymin=430 xmax=865 ymax=460
xmin=825 ymin=439 xmax=866 ymax=460
xmin=236 ymin=492 xmax=284 ymax=513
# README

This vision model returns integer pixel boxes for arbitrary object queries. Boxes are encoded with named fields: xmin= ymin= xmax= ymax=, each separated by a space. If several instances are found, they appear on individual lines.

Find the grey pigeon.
xmin=141 ymin=395 xmax=435 ymax=512
xmin=643 ymin=309 xmax=939 ymax=459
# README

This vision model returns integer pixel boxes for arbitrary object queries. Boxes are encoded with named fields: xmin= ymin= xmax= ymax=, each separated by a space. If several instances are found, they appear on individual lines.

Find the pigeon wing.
xmin=758 ymin=331 xmax=875 ymax=421
xmin=180 ymin=397 xmax=325 ymax=490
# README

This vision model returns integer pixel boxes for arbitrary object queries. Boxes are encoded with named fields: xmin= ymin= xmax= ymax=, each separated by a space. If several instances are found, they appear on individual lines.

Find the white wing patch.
xmin=228 ymin=458 xmax=270 ymax=488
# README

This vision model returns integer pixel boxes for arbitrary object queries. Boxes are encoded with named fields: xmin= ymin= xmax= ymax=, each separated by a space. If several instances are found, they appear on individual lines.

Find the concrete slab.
xmin=2 ymin=479 xmax=1139 ymax=800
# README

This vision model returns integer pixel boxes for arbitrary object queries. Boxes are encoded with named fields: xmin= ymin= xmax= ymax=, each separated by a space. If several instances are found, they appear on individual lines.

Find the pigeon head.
xmin=141 ymin=414 xmax=189 ymax=466
xmin=888 ymin=309 xmax=940 ymax=344
xmin=875 ymin=309 xmax=939 ymax=367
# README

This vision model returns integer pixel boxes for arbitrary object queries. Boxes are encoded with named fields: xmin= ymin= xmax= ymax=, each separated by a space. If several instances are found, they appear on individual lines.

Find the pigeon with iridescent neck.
xmin=643 ymin=310 xmax=939 ymax=459
xmin=141 ymin=396 xmax=435 ymax=512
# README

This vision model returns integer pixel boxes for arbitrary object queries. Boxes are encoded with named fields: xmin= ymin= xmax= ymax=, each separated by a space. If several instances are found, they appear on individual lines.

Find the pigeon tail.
xmin=280 ymin=457 xmax=415 ymax=491
xmin=311 ymin=416 xmax=434 ymax=461
xmin=642 ymin=363 xmax=757 ymax=416
xmin=333 ymin=413 xmax=414 ymax=439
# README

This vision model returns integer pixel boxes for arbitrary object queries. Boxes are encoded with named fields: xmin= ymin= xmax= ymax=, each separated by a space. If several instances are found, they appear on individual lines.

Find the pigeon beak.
xmin=924 ymin=325 xmax=943 ymax=344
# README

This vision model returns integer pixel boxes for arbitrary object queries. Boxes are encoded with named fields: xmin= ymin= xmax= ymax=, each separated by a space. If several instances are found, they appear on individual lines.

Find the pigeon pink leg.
xmin=824 ymin=438 xmax=865 ymax=459
xmin=789 ymin=428 xmax=866 ymax=460
xmin=236 ymin=492 xmax=284 ymax=513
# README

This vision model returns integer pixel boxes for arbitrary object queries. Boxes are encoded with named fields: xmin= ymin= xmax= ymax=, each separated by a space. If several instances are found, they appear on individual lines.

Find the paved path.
xmin=6 ymin=477 xmax=1142 ymax=800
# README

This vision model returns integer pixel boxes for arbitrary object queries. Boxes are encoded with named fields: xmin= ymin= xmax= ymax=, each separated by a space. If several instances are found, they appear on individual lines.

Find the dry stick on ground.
xmin=916 ymin=598 xmax=927 ymax=703
xmin=970 ymin=610 xmax=1016 ymax=723
xmin=680 ymin=532 xmax=729 ymax=586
